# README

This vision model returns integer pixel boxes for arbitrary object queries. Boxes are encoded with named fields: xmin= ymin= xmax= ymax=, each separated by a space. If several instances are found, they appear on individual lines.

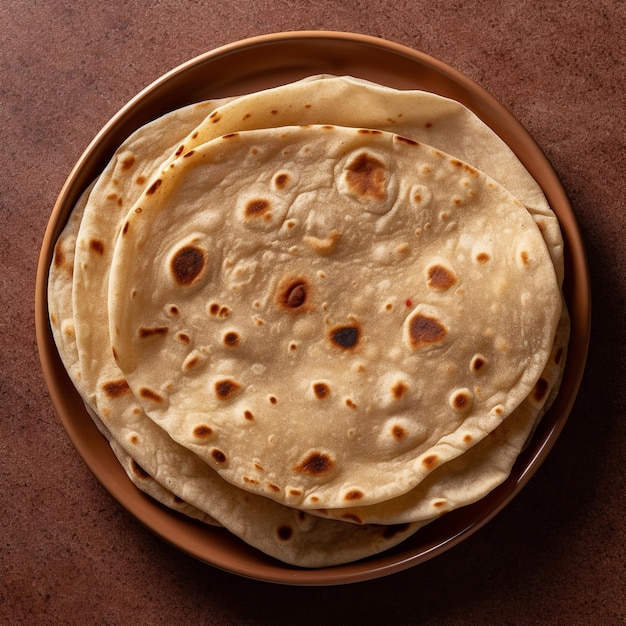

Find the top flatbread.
xmin=107 ymin=124 xmax=562 ymax=510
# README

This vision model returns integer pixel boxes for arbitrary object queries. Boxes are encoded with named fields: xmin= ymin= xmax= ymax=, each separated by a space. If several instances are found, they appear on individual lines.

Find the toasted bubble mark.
xmin=555 ymin=347 xmax=564 ymax=365
xmin=289 ymin=489 xmax=302 ymax=496
xmin=102 ymin=379 xmax=131 ymax=398
xmin=449 ymin=158 xmax=478 ymax=176
xmin=277 ymin=525 xmax=293 ymax=541
xmin=168 ymin=305 xmax=179 ymax=316
xmin=209 ymin=303 xmax=220 ymax=316
xmin=426 ymin=263 xmax=458 ymax=290
xmin=209 ymin=111 xmax=222 ymax=123
xmin=183 ymin=355 xmax=200 ymax=370
xmin=61 ymin=321 xmax=74 ymax=339
xmin=382 ymin=523 xmax=410 ymax=539
xmin=129 ymin=434 xmax=139 ymax=444
xmin=470 ymin=354 xmax=487 ymax=373
xmin=277 ymin=277 xmax=310 ymax=311
xmin=193 ymin=424 xmax=213 ymax=438
xmin=533 ymin=377 xmax=550 ymax=403
xmin=476 ymin=252 xmax=490 ymax=263
xmin=391 ymin=424 xmax=407 ymax=440
xmin=273 ymin=172 xmax=290 ymax=189
xmin=175 ymin=145 xmax=185 ymax=156
xmin=176 ymin=332 xmax=190 ymax=345
xmin=122 ymin=221 xmax=130 ymax=235
xmin=422 ymin=454 xmax=439 ymax=469
xmin=170 ymin=246 xmax=207 ymax=286
xmin=269 ymin=395 xmax=278 ymax=405
xmin=358 ymin=129 xmax=383 ymax=135
xmin=222 ymin=132 xmax=239 ymax=139
xmin=245 ymin=199 xmax=271 ymax=219
xmin=53 ymin=243 xmax=65 ymax=269
xmin=146 ymin=179 xmax=162 ymax=195
xmin=285 ymin=284 xmax=307 ymax=307
xmin=138 ymin=326 xmax=168 ymax=339
xmin=295 ymin=451 xmax=334 ymax=476
xmin=139 ymin=387 xmax=164 ymax=403
xmin=342 ymin=514 xmax=364 ymax=524
xmin=345 ymin=399 xmax=357 ymax=409
xmin=463 ymin=433 xmax=473 ymax=443
xmin=313 ymin=382 xmax=330 ymax=399
xmin=89 ymin=239 xmax=105 ymax=255
xmin=344 ymin=489 xmax=364 ymax=501
xmin=214 ymin=378 xmax=241 ymax=400
xmin=130 ymin=459 xmax=150 ymax=479
xmin=211 ymin=448 xmax=227 ymax=463
xmin=433 ymin=500 xmax=447 ymax=508
xmin=329 ymin=324 xmax=361 ymax=350
xmin=394 ymin=135 xmax=419 ymax=146
xmin=121 ymin=155 xmax=135 ymax=170
xmin=345 ymin=152 xmax=388 ymax=200
xmin=520 ymin=250 xmax=530 ymax=266
xmin=267 ymin=483 xmax=280 ymax=493
xmin=243 ymin=410 xmax=254 ymax=421
xmin=223 ymin=331 xmax=240 ymax=347
xmin=450 ymin=388 xmax=473 ymax=411
xmin=391 ymin=381 xmax=409 ymax=400
xmin=407 ymin=313 xmax=446 ymax=349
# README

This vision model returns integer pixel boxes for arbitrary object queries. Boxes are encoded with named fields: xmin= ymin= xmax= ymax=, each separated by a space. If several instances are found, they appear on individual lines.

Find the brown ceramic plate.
xmin=35 ymin=31 xmax=590 ymax=585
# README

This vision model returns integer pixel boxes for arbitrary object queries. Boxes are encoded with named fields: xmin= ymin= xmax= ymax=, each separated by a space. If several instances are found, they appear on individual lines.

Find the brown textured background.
xmin=2 ymin=1 xmax=625 ymax=624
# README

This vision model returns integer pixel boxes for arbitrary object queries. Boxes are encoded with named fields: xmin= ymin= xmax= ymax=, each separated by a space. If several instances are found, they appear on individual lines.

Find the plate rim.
xmin=35 ymin=30 xmax=591 ymax=586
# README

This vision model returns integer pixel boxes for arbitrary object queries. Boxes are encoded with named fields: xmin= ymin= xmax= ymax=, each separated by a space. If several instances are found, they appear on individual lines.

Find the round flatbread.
xmin=108 ymin=124 xmax=562 ymax=510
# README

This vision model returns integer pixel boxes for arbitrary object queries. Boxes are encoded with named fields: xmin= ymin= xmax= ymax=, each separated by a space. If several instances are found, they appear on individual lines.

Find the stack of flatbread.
xmin=48 ymin=75 xmax=569 ymax=568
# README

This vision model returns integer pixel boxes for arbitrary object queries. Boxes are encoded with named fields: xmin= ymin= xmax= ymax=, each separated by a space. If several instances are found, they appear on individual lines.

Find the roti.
xmin=107 ymin=124 xmax=562 ymax=510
